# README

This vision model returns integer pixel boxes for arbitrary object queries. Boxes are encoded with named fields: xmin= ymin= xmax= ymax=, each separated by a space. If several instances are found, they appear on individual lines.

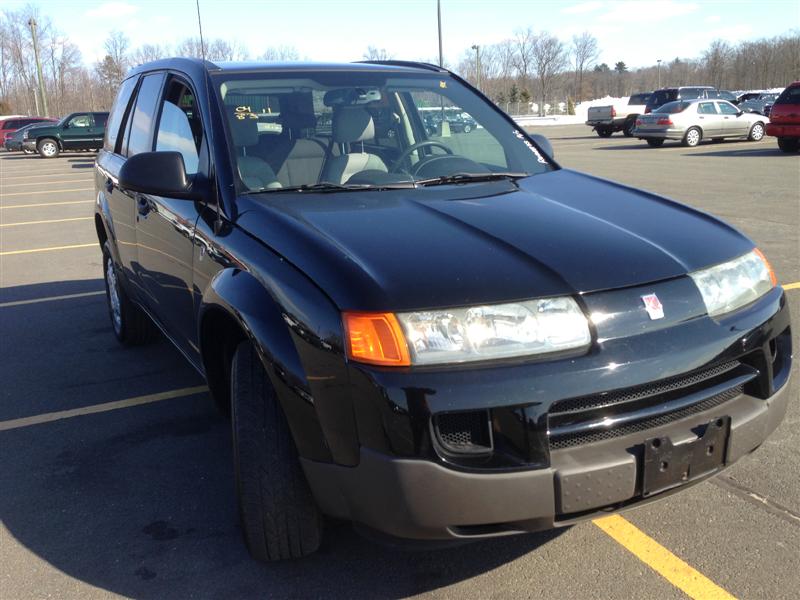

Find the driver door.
xmin=62 ymin=113 xmax=93 ymax=150
xmin=717 ymin=101 xmax=748 ymax=136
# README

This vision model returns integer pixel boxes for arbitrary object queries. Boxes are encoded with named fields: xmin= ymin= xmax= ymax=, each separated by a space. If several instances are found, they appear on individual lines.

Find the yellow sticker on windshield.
xmin=439 ymin=81 xmax=447 ymax=89
xmin=234 ymin=105 xmax=258 ymax=120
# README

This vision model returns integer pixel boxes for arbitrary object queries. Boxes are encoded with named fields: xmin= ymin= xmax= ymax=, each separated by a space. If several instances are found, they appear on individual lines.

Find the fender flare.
xmin=198 ymin=267 xmax=335 ymax=463
xmin=94 ymin=191 xmax=122 ymax=266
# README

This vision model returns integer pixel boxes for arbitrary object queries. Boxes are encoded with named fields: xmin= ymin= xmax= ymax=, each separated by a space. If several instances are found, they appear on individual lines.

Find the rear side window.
xmin=104 ymin=76 xmax=138 ymax=152
xmin=126 ymin=72 xmax=166 ymax=157
xmin=649 ymin=90 xmax=677 ymax=107
xmin=4 ymin=120 xmax=19 ymax=129
xmin=698 ymin=102 xmax=717 ymax=115
xmin=629 ymin=93 xmax=650 ymax=105
xmin=94 ymin=113 xmax=108 ymax=127
xmin=655 ymin=101 xmax=690 ymax=114
xmin=679 ymin=88 xmax=702 ymax=100
xmin=774 ymin=86 xmax=800 ymax=105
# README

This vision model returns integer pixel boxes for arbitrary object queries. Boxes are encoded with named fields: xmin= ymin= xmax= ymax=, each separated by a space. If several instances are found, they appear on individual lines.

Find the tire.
xmin=231 ymin=340 xmax=323 ymax=561
xmin=748 ymin=122 xmax=765 ymax=142
xmin=463 ymin=124 xmax=472 ymax=133
xmin=623 ymin=119 xmax=636 ymax=137
xmin=102 ymin=241 xmax=159 ymax=345
xmin=777 ymin=137 xmax=799 ymax=152
xmin=646 ymin=138 xmax=664 ymax=147
xmin=597 ymin=127 xmax=613 ymax=138
xmin=37 ymin=138 xmax=59 ymax=158
xmin=682 ymin=127 xmax=702 ymax=147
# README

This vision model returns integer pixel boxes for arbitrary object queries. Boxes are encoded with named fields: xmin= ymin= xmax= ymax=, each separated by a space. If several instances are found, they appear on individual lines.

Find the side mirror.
xmin=530 ymin=133 xmax=554 ymax=160
xmin=119 ymin=151 xmax=198 ymax=199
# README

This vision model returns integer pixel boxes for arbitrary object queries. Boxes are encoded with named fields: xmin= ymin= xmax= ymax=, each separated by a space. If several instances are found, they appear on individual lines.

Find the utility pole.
xmin=471 ymin=44 xmax=481 ymax=91
xmin=28 ymin=18 xmax=49 ymax=117
xmin=32 ymin=87 xmax=40 ymax=116
xmin=437 ymin=0 xmax=443 ymax=68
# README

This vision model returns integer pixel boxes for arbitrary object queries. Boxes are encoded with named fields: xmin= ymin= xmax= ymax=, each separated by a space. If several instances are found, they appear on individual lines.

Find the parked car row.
xmin=0 ymin=111 xmax=108 ymax=157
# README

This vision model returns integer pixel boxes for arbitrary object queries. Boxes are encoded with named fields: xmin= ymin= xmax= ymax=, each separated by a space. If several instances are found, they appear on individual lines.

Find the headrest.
xmin=333 ymin=107 xmax=374 ymax=144
xmin=229 ymin=117 xmax=259 ymax=147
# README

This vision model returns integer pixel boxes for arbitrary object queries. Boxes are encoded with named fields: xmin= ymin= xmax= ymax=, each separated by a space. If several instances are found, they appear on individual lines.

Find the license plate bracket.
xmin=642 ymin=416 xmax=730 ymax=497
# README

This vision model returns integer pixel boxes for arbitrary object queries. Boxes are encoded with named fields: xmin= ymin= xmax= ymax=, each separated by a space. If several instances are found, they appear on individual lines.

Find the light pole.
xmin=656 ymin=59 xmax=662 ymax=88
xmin=437 ymin=0 xmax=443 ymax=68
xmin=471 ymin=44 xmax=481 ymax=91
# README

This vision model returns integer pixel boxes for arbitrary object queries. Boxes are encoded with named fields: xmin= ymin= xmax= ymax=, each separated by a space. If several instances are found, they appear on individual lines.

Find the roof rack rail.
xmin=355 ymin=60 xmax=447 ymax=73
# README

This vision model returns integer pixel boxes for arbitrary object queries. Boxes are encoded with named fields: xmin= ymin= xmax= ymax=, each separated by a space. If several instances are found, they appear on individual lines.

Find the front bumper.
xmin=300 ymin=284 xmax=792 ymax=541
xmin=766 ymin=123 xmax=800 ymax=138
xmin=302 ymin=375 xmax=793 ymax=540
xmin=22 ymin=140 xmax=36 ymax=152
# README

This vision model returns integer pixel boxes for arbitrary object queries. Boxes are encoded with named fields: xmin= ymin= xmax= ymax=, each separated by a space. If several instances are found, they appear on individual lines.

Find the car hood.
xmin=236 ymin=169 xmax=752 ymax=311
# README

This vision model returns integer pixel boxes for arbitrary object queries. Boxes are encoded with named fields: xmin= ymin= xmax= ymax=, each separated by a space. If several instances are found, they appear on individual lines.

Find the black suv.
xmin=645 ymin=86 xmax=716 ymax=113
xmin=95 ymin=58 xmax=792 ymax=562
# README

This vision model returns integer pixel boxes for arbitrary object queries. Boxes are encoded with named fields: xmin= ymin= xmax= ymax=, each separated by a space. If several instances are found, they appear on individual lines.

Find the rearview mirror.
xmin=118 ymin=151 xmax=199 ymax=199
xmin=530 ymin=133 xmax=554 ymax=160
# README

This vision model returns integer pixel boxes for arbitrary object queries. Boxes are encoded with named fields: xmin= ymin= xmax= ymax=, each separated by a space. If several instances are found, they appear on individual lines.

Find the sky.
xmin=8 ymin=0 xmax=799 ymax=69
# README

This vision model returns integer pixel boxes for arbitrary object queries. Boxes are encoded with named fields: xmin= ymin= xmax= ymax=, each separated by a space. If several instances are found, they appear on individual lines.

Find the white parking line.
xmin=0 ymin=200 xmax=93 ymax=209
xmin=0 ymin=290 xmax=105 ymax=308
xmin=0 ymin=187 xmax=93 ymax=197
xmin=1 ymin=179 xmax=93 ymax=188
xmin=0 ymin=386 xmax=208 ymax=432
xmin=0 ymin=217 xmax=93 ymax=228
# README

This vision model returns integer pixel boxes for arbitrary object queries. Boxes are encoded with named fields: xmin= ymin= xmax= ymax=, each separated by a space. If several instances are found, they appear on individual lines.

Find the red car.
xmin=766 ymin=81 xmax=800 ymax=152
xmin=0 ymin=116 xmax=57 ymax=148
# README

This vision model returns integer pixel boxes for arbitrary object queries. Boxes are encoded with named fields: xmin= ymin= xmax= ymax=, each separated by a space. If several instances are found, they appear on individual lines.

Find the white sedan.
xmin=633 ymin=99 xmax=768 ymax=147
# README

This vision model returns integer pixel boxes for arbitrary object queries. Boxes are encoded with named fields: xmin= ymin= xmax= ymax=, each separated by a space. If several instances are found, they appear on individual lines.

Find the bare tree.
xmin=531 ymin=31 xmax=567 ymax=115
xmin=260 ymin=45 xmax=300 ymax=61
xmin=363 ymin=46 xmax=393 ymax=61
xmin=702 ymin=40 xmax=731 ymax=89
xmin=512 ymin=27 xmax=535 ymax=83
xmin=130 ymin=44 xmax=168 ymax=66
xmin=572 ymin=32 xmax=599 ymax=101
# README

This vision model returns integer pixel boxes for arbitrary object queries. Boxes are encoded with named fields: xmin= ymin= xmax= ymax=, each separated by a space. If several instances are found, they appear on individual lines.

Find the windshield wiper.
xmin=245 ymin=181 xmax=417 ymax=194
xmin=414 ymin=172 xmax=529 ymax=187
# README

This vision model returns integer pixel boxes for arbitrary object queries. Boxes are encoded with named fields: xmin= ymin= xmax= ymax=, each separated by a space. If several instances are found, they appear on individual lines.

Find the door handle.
xmin=105 ymin=178 xmax=113 ymax=193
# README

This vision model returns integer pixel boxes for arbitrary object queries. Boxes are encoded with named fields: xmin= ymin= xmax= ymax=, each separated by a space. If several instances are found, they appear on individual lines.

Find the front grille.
xmin=433 ymin=410 xmax=492 ymax=454
xmin=550 ymin=361 xmax=740 ymax=415
xmin=548 ymin=360 xmax=755 ymax=451
xmin=549 ymin=385 xmax=742 ymax=450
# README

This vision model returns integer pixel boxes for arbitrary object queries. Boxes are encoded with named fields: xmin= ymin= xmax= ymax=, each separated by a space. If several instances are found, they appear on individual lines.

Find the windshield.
xmin=215 ymin=70 xmax=553 ymax=193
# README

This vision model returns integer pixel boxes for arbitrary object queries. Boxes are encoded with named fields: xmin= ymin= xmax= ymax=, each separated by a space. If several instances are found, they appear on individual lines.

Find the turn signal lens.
xmin=343 ymin=312 xmax=411 ymax=367
xmin=753 ymin=247 xmax=778 ymax=286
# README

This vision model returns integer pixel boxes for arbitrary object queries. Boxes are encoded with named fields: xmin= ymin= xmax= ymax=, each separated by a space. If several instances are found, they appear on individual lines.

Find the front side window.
xmin=216 ymin=70 xmax=553 ymax=192
xmin=68 ymin=114 xmax=91 ymax=128
xmin=717 ymin=102 xmax=739 ymax=115
xmin=155 ymin=78 xmax=202 ymax=175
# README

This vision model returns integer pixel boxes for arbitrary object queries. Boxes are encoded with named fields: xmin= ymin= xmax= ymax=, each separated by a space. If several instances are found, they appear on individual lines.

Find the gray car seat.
xmin=271 ymin=109 xmax=326 ymax=187
xmin=229 ymin=117 xmax=281 ymax=190
xmin=321 ymin=106 xmax=387 ymax=184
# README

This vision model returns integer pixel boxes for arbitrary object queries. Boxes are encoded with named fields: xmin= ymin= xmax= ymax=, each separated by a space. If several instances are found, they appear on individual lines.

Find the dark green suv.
xmin=22 ymin=111 xmax=109 ymax=158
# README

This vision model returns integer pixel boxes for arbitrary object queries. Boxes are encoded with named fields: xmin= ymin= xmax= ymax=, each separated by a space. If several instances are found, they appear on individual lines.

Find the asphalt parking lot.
xmin=0 ymin=126 xmax=798 ymax=599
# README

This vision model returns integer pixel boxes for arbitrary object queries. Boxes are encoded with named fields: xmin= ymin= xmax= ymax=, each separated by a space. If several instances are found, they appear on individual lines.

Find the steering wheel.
xmin=390 ymin=140 xmax=453 ymax=173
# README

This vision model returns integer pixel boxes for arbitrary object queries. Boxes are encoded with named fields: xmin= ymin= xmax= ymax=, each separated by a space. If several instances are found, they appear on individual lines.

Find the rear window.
xmin=774 ymin=86 xmax=800 ymax=105
xmin=655 ymin=101 xmax=691 ymax=114
xmin=648 ymin=90 xmax=677 ymax=107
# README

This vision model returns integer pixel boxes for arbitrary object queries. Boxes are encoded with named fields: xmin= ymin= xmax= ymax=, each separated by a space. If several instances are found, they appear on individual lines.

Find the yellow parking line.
xmin=0 ymin=216 xmax=93 ymax=228
xmin=594 ymin=515 xmax=736 ymax=600
xmin=1 ymin=173 xmax=90 ymax=180
xmin=1 ymin=178 xmax=93 ymax=187
xmin=0 ymin=200 xmax=93 ymax=209
xmin=0 ymin=187 xmax=93 ymax=197
xmin=0 ymin=243 xmax=96 ymax=256
xmin=784 ymin=282 xmax=800 ymax=291
xmin=0 ymin=386 xmax=208 ymax=432
xmin=0 ymin=290 xmax=105 ymax=308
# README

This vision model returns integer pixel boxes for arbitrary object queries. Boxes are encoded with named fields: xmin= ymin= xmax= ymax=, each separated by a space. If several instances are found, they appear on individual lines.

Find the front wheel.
xmin=37 ymin=138 xmax=59 ymax=158
xmin=231 ymin=341 xmax=323 ymax=561
xmin=682 ymin=127 xmax=702 ymax=147
xmin=102 ymin=242 xmax=158 ymax=345
xmin=646 ymin=138 xmax=664 ymax=147
xmin=777 ymin=137 xmax=799 ymax=153
xmin=748 ymin=122 xmax=765 ymax=142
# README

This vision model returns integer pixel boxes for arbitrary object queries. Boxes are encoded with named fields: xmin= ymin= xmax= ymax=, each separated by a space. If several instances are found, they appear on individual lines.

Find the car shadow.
xmin=1 ymin=279 xmax=565 ymax=598
xmin=686 ymin=147 xmax=798 ymax=158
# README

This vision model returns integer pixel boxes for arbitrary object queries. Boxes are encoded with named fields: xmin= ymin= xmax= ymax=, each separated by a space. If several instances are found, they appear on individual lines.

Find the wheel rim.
xmin=752 ymin=125 xmax=764 ymax=140
xmin=106 ymin=257 xmax=122 ymax=334
xmin=41 ymin=141 xmax=56 ymax=156
xmin=687 ymin=130 xmax=700 ymax=146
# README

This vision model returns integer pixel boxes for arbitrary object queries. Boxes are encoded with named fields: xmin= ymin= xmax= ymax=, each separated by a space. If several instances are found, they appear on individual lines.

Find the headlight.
xmin=397 ymin=297 xmax=590 ymax=365
xmin=690 ymin=249 xmax=777 ymax=317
